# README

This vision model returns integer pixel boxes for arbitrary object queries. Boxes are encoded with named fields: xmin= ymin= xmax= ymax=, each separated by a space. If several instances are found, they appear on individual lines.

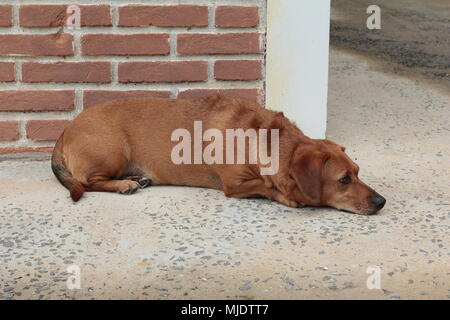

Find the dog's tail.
xmin=51 ymin=134 xmax=85 ymax=202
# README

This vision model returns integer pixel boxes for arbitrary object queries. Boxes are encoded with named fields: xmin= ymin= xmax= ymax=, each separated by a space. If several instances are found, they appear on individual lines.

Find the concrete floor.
xmin=0 ymin=50 xmax=449 ymax=299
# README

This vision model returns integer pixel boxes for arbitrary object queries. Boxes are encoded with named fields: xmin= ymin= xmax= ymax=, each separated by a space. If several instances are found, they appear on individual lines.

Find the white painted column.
xmin=266 ymin=0 xmax=330 ymax=139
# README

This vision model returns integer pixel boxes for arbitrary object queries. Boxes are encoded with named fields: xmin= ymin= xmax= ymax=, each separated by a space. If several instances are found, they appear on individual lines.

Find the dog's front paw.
xmin=275 ymin=194 xmax=299 ymax=208
xmin=284 ymin=200 xmax=299 ymax=208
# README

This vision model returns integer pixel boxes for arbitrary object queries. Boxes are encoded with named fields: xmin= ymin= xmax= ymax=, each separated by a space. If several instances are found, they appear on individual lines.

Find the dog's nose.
xmin=372 ymin=194 xmax=386 ymax=210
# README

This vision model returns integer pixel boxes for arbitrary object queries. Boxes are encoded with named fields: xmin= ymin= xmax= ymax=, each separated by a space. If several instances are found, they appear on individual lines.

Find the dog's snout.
xmin=372 ymin=194 xmax=386 ymax=211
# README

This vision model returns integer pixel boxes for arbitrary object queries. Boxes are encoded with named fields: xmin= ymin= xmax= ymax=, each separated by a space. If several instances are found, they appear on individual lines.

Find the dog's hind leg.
xmin=86 ymin=177 xmax=141 ymax=195
xmin=69 ymin=148 xmax=143 ymax=196
xmin=123 ymin=176 xmax=152 ymax=188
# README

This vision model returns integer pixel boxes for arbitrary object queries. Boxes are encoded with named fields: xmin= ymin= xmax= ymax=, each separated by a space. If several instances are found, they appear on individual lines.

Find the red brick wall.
xmin=0 ymin=1 xmax=266 ymax=155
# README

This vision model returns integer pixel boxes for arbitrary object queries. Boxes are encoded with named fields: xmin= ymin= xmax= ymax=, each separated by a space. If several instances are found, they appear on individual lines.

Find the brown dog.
xmin=52 ymin=96 xmax=385 ymax=215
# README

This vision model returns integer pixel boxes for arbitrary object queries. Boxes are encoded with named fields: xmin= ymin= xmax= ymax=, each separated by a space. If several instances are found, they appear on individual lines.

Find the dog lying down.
xmin=52 ymin=96 xmax=386 ymax=215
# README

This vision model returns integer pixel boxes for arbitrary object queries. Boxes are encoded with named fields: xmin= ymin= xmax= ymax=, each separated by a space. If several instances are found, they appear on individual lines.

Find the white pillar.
xmin=266 ymin=0 xmax=330 ymax=139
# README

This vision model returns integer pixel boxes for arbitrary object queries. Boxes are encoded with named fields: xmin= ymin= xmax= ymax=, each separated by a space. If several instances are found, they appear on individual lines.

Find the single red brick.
xmin=81 ymin=34 xmax=169 ymax=56
xmin=83 ymin=90 xmax=171 ymax=108
xmin=0 ymin=121 xmax=19 ymax=141
xmin=0 ymin=5 xmax=12 ymax=27
xmin=77 ymin=5 xmax=111 ymax=27
xmin=119 ymin=61 xmax=208 ymax=83
xmin=214 ymin=60 xmax=262 ymax=81
xmin=0 ymin=146 xmax=53 ymax=155
xmin=119 ymin=5 xmax=208 ymax=27
xmin=215 ymin=6 xmax=259 ymax=28
xmin=19 ymin=5 xmax=111 ymax=27
xmin=177 ymin=33 xmax=260 ymax=55
xmin=0 ymin=90 xmax=74 ymax=112
xmin=178 ymin=89 xmax=262 ymax=104
xmin=0 ymin=62 xmax=15 ymax=82
xmin=22 ymin=62 xmax=111 ymax=83
xmin=26 ymin=120 xmax=71 ymax=141
xmin=0 ymin=34 xmax=73 ymax=57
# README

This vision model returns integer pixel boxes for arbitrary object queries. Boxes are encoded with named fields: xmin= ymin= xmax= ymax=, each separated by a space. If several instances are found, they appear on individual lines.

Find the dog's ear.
xmin=290 ymin=147 xmax=330 ymax=205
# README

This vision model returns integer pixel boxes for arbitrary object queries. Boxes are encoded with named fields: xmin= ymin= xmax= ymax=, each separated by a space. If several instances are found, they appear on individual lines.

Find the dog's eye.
xmin=339 ymin=175 xmax=351 ymax=184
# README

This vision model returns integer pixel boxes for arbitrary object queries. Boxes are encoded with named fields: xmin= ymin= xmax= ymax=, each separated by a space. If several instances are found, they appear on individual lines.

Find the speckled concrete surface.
xmin=0 ymin=50 xmax=449 ymax=300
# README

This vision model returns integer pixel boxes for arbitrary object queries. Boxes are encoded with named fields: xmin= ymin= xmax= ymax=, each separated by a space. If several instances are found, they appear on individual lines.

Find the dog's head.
xmin=289 ymin=140 xmax=386 ymax=215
